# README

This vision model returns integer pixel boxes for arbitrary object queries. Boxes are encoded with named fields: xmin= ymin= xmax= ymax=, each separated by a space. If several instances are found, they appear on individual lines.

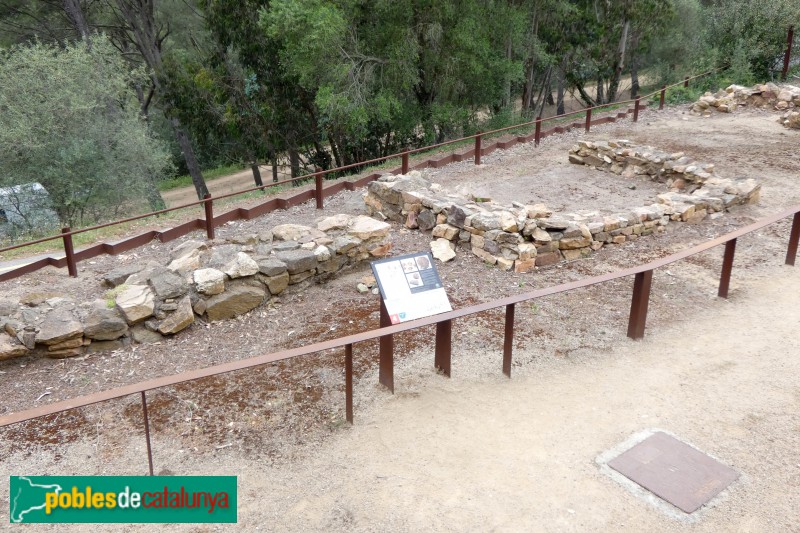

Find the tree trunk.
xmin=63 ymin=0 xmax=91 ymax=44
xmin=328 ymin=133 xmax=343 ymax=168
xmin=596 ymin=77 xmax=605 ymax=105
xmin=289 ymin=147 xmax=301 ymax=185
xmin=521 ymin=59 xmax=535 ymax=113
xmin=556 ymin=67 xmax=566 ymax=115
xmin=503 ymin=39 xmax=512 ymax=109
xmin=575 ymin=83 xmax=596 ymax=108
xmin=271 ymin=151 xmax=279 ymax=183
xmin=114 ymin=0 xmax=208 ymax=201
xmin=630 ymin=31 xmax=641 ymax=98
xmin=251 ymin=162 xmax=263 ymax=188
xmin=607 ymin=19 xmax=630 ymax=103
xmin=172 ymin=117 xmax=209 ymax=200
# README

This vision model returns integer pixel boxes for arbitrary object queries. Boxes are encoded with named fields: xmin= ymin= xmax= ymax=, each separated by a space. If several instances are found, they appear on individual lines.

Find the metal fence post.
xmin=718 ymin=239 xmax=737 ymax=298
xmin=435 ymin=320 xmax=452 ymax=377
xmin=782 ymin=26 xmax=794 ymax=81
xmin=140 ymin=391 xmax=155 ymax=476
xmin=785 ymin=212 xmax=800 ymax=265
xmin=315 ymin=167 xmax=324 ymax=209
xmin=345 ymin=343 xmax=353 ymax=424
xmin=627 ymin=270 xmax=653 ymax=339
xmin=585 ymin=107 xmax=592 ymax=133
xmin=203 ymin=193 xmax=215 ymax=240
xmin=534 ymin=116 xmax=542 ymax=147
xmin=61 ymin=227 xmax=78 ymax=277
xmin=633 ymin=96 xmax=641 ymax=123
xmin=659 ymin=86 xmax=666 ymax=110
xmin=379 ymin=299 xmax=394 ymax=393
xmin=474 ymin=132 xmax=483 ymax=165
xmin=401 ymin=151 xmax=409 ymax=174
xmin=503 ymin=304 xmax=515 ymax=377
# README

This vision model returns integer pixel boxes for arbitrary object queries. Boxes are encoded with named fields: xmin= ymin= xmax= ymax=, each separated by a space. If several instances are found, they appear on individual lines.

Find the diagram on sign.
xmin=371 ymin=252 xmax=452 ymax=324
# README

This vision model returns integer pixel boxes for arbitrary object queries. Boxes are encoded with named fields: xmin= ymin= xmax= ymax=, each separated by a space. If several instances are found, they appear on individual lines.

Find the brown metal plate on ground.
xmin=608 ymin=431 xmax=739 ymax=513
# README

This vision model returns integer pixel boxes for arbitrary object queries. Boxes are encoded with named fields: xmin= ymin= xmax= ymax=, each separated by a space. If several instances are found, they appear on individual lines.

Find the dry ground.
xmin=1 ymin=104 xmax=799 ymax=531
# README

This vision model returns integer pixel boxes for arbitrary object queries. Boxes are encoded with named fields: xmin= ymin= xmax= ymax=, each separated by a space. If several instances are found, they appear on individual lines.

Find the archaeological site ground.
xmin=1 ymin=95 xmax=800 ymax=531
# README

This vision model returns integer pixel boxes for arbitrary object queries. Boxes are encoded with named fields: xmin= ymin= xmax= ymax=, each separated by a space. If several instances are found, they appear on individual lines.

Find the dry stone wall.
xmin=365 ymin=140 xmax=760 ymax=271
xmin=689 ymin=82 xmax=800 ymax=129
xmin=0 ymin=215 xmax=391 ymax=361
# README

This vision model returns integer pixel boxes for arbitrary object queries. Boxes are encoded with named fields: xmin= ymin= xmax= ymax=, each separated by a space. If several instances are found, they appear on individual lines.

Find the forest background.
xmin=0 ymin=0 xmax=798 ymax=237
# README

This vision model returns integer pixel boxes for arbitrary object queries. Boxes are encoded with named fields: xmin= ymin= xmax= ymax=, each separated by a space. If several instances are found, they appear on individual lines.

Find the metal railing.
xmin=2 ymin=204 xmax=799 ymax=475
xmin=0 ymin=68 xmax=722 ymax=282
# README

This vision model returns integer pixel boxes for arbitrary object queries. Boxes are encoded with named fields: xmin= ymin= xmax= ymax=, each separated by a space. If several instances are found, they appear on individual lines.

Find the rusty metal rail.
xmin=0 ymin=68 xmax=722 ymax=282
xmin=2 ymin=203 xmax=799 ymax=475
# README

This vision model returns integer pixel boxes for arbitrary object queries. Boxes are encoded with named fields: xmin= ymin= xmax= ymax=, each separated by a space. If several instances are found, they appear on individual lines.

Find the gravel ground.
xmin=1 ymin=105 xmax=799 ymax=531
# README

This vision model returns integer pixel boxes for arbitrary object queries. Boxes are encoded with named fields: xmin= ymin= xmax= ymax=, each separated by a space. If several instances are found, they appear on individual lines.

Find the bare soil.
xmin=1 ymin=104 xmax=800 ymax=531
xmin=160 ymin=166 xmax=291 ymax=209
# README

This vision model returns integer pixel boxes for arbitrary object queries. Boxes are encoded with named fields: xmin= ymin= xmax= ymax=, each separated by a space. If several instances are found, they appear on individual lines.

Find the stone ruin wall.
xmin=0 ymin=139 xmax=763 ymax=362
xmin=689 ymin=82 xmax=800 ymax=129
xmin=0 ymin=215 xmax=392 ymax=361
xmin=365 ymin=139 xmax=761 ymax=272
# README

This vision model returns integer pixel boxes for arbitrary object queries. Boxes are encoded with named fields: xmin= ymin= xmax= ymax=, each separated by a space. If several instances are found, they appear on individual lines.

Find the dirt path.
xmin=3 ymin=263 xmax=797 ymax=532
xmin=239 ymin=265 xmax=800 ymax=532
xmin=159 ymin=165 xmax=292 ymax=208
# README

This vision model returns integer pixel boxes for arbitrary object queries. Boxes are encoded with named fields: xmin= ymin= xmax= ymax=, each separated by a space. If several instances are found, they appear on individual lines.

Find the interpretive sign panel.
xmin=370 ymin=252 xmax=452 ymax=324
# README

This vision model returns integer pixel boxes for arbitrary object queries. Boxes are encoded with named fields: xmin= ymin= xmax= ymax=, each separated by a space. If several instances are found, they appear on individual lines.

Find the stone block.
xmin=535 ymin=251 xmax=561 ymax=267
xmin=264 ymin=271 xmax=290 ymax=295
xmin=432 ymin=224 xmax=460 ymax=240
xmin=205 ymin=284 xmax=266 ymax=321
xmin=276 ymin=249 xmax=319 ymax=275
xmin=514 ymin=259 xmax=536 ymax=273
xmin=193 ymin=268 xmax=225 ymax=296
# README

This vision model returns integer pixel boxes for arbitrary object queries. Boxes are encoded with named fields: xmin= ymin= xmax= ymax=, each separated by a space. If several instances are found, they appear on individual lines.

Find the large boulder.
xmin=263 ymin=272 xmax=290 ymax=295
xmin=222 ymin=252 xmax=259 ymax=279
xmin=347 ymin=215 xmax=390 ymax=240
xmin=431 ymin=238 xmax=456 ymax=262
xmin=102 ymin=263 xmax=146 ymax=288
xmin=329 ymin=235 xmax=361 ymax=255
xmin=35 ymin=310 xmax=84 ymax=346
xmin=149 ymin=270 xmax=189 ymax=299
xmin=170 ymin=239 xmax=208 ymax=261
xmin=158 ymin=296 xmax=194 ymax=335
xmin=115 ymin=285 xmax=155 ymax=324
xmin=193 ymin=268 xmax=225 ymax=295
xmin=84 ymin=308 xmax=129 ymax=340
xmin=317 ymin=214 xmax=352 ymax=232
xmin=256 ymin=258 xmax=288 ymax=277
xmin=275 ymin=249 xmax=318 ymax=275
xmin=0 ymin=333 xmax=28 ymax=360
xmin=124 ymin=262 xmax=168 ymax=285
xmin=272 ymin=224 xmax=315 ymax=241
xmin=206 ymin=244 xmax=243 ymax=269
xmin=205 ymin=284 xmax=266 ymax=321
xmin=167 ymin=248 xmax=203 ymax=273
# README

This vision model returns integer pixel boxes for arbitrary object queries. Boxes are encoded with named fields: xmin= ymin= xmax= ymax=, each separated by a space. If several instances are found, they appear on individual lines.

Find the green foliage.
xmin=0 ymin=35 xmax=173 ymax=228
xmin=705 ymin=0 xmax=800 ymax=80
xmin=104 ymin=284 xmax=128 ymax=309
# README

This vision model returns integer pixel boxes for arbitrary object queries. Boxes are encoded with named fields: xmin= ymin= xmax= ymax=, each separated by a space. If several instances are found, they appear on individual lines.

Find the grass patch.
xmin=104 ymin=284 xmax=128 ymax=308
xmin=158 ymin=163 xmax=245 ymax=192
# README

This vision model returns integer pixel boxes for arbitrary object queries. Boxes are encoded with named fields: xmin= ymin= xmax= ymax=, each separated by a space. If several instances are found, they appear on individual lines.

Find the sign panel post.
xmin=371 ymin=252 xmax=453 ymax=390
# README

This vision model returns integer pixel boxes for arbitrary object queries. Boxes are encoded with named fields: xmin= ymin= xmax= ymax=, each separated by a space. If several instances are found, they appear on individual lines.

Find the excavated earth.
xmin=1 ymin=104 xmax=800 ymax=531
